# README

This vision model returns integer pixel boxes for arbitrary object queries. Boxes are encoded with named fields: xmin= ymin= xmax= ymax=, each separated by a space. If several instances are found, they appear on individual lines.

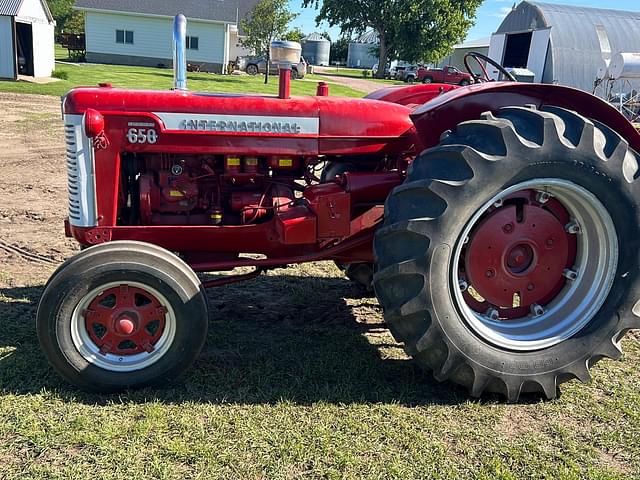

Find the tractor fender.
xmin=410 ymin=82 xmax=640 ymax=152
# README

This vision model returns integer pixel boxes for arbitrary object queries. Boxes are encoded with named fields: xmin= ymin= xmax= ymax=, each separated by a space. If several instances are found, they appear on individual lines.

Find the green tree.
xmin=241 ymin=0 xmax=298 ymax=84
xmin=329 ymin=37 xmax=349 ymax=65
xmin=285 ymin=27 xmax=305 ymax=44
xmin=46 ymin=0 xmax=84 ymax=33
xmin=302 ymin=0 xmax=481 ymax=78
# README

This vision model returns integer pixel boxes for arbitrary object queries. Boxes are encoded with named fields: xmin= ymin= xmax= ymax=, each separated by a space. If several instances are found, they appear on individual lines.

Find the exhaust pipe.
xmin=173 ymin=14 xmax=187 ymax=91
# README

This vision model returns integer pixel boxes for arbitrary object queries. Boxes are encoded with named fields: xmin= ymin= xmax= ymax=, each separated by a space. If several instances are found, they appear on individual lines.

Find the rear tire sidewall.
xmin=246 ymin=64 xmax=258 ymax=75
xmin=37 ymin=248 xmax=208 ymax=391
xmin=428 ymin=158 xmax=638 ymax=377
xmin=423 ymin=77 xmax=433 ymax=84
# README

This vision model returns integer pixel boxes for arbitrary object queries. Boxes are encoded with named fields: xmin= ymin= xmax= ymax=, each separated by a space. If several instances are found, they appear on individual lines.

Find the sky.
xmin=288 ymin=0 xmax=640 ymax=42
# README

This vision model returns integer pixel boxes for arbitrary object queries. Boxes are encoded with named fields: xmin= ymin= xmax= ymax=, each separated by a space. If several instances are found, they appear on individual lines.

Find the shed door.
xmin=526 ymin=28 xmax=551 ymax=83
xmin=0 ymin=16 xmax=15 ymax=79
xmin=487 ymin=33 xmax=506 ymax=80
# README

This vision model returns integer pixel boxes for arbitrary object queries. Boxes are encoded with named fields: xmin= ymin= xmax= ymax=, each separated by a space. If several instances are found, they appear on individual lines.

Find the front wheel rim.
xmin=451 ymin=179 xmax=618 ymax=351
xmin=71 ymin=281 xmax=177 ymax=372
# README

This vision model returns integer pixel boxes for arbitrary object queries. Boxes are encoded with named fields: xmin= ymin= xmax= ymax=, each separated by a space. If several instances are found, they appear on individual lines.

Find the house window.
xmin=186 ymin=36 xmax=199 ymax=50
xmin=116 ymin=30 xmax=134 ymax=44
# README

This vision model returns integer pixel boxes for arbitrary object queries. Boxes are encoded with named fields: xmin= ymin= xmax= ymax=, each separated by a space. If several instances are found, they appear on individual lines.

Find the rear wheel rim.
xmin=71 ymin=281 xmax=177 ymax=371
xmin=452 ymin=179 xmax=618 ymax=351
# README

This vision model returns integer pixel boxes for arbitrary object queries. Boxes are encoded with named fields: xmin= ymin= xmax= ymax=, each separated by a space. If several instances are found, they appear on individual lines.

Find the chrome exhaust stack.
xmin=173 ymin=14 xmax=187 ymax=91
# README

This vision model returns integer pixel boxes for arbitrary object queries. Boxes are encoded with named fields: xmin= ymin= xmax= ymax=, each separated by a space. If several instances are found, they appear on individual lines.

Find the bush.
xmin=362 ymin=70 xmax=370 ymax=78
xmin=52 ymin=70 xmax=69 ymax=80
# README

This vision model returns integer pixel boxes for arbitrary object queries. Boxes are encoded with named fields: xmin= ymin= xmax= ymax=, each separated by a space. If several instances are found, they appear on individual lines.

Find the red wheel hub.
xmin=83 ymin=285 xmax=168 ymax=355
xmin=462 ymin=191 xmax=577 ymax=318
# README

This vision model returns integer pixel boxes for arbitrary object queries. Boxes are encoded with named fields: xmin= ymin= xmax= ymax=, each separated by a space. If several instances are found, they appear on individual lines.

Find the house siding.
xmin=85 ymin=11 xmax=226 ymax=72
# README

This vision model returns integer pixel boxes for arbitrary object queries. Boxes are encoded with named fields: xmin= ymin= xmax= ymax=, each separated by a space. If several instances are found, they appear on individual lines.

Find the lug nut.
xmin=531 ymin=303 xmax=545 ymax=317
xmin=565 ymin=220 xmax=581 ymax=234
xmin=502 ymin=223 xmax=514 ymax=233
xmin=536 ymin=190 xmax=551 ymax=204
xmin=485 ymin=269 xmax=495 ymax=278
xmin=562 ymin=268 xmax=578 ymax=281
xmin=527 ymin=283 xmax=535 ymax=291
xmin=546 ymin=237 xmax=554 ymax=247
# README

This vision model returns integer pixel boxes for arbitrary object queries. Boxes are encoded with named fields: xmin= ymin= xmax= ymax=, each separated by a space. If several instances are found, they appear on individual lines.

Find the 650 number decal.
xmin=127 ymin=128 xmax=158 ymax=144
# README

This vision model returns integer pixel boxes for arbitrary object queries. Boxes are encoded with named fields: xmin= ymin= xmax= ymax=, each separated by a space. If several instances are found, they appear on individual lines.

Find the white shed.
xmin=0 ymin=0 xmax=55 ymax=79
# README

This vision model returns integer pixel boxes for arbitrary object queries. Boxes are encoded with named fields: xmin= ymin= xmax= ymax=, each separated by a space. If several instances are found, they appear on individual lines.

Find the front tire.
xmin=37 ymin=241 xmax=208 ymax=392
xmin=373 ymin=105 xmax=640 ymax=401
xmin=246 ymin=64 xmax=258 ymax=75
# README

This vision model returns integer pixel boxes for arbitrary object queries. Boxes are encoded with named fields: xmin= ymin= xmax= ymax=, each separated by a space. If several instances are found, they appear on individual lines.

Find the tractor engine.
xmin=126 ymin=154 xmax=299 ymax=226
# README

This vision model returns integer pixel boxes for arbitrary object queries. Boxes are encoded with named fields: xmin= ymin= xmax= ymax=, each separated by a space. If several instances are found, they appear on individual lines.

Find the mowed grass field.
xmin=0 ymin=46 xmax=364 ymax=98
xmin=0 ymin=70 xmax=639 ymax=477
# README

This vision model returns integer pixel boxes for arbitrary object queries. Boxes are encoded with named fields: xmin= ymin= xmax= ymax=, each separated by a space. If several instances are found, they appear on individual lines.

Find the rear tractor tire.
xmin=37 ymin=241 xmax=209 ymax=392
xmin=373 ymin=105 xmax=640 ymax=401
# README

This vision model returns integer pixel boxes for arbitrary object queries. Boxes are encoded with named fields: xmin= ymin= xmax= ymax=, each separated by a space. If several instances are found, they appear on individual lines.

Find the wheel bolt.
xmin=502 ymin=223 xmax=514 ymax=233
xmin=546 ymin=237 xmax=554 ymax=247
xmin=536 ymin=191 xmax=551 ymax=204
xmin=485 ymin=269 xmax=495 ymax=278
xmin=565 ymin=220 xmax=581 ymax=234
xmin=527 ymin=283 xmax=534 ymax=291
xmin=531 ymin=303 xmax=545 ymax=317
xmin=563 ymin=268 xmax=578 ymax=281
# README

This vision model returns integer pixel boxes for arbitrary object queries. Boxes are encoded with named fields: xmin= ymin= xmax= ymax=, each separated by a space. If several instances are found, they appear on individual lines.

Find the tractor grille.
xmin=64 ymin=123 xmax=81 ymax=222
xmin=64 ymin=114 xmax=97 ymax=227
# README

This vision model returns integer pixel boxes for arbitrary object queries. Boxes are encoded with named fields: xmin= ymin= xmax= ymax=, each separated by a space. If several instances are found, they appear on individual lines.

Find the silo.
xmin=346 ymin=31 xmax=379 ymax=69
xmin=301 ymin=33 xmax=330 ymax=66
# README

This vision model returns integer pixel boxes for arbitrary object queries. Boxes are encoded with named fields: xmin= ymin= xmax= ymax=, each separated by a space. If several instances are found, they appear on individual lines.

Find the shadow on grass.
xmin=0 ymin=274 xmax=469 ymax=406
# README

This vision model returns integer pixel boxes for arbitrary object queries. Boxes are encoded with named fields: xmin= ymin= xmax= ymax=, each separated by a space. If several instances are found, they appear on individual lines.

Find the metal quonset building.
xmin=487 ymin=1 xmax=640 ymax=91
xmin=301 ymin=32 xmax=330 ymax=66
xmin=0 ymin=0 xmax=55 ymax=79
xmin=347 ymin=30 xmax=378 ymax=69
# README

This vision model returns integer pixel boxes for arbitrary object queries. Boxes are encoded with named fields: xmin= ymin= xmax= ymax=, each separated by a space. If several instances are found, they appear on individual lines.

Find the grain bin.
xmin=302 ymin=33 xmax=330 ymax=66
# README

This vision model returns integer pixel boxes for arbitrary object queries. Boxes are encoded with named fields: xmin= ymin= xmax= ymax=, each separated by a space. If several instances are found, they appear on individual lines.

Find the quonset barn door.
xmin=487 ymin=33 xmax=506 ymax=80
xmin=526 ymin=28 xmax=551 ymax=83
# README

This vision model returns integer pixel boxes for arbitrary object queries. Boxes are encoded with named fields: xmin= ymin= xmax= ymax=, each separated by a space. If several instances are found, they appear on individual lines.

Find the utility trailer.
xmin=37 ymin=17 xmax=640 ymax=401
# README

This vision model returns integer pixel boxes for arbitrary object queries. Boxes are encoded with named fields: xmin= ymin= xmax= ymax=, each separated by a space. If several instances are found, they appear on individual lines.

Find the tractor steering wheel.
xmin=464 ymin=51 xmax=517 ymax=83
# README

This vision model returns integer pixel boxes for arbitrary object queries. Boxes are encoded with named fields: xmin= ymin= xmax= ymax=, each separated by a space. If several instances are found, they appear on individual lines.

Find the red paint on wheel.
xmin=84 ymin=285 xmax=167 ymax=355
xmin=461 ymin=190 xmax=577 ymax=318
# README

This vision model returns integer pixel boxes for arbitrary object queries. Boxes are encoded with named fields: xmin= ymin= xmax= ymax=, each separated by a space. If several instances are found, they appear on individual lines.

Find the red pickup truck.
xmin=405 ymin=65 xmax=473 ymax=85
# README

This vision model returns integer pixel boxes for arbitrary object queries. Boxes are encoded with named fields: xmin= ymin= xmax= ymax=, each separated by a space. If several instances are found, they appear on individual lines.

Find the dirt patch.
xmin=494 ymin=406 xmax=546 ymax=440
xmin=0 ymin=93 xmax=79 ymax=287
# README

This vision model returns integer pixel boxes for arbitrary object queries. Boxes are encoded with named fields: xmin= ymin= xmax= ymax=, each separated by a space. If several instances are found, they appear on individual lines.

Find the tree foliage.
xmin=302 ymin=0 xmax=482 ymax=77
xmin=46 ymin=0 xmax=84 ymax=33
xmin=285 ymin=27 xmax=305 ymax=44
xmin=241 ymin=0 xmax=298 ymax=84
xmin=329 ymin=37 xmax=349 ymax=64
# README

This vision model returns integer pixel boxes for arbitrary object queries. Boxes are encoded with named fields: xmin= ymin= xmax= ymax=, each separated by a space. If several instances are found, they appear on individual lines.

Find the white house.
xmin=74 ymin=0 xmax=258 ymax=74
xmin=0 ymin=0 xmax=55 ymax=79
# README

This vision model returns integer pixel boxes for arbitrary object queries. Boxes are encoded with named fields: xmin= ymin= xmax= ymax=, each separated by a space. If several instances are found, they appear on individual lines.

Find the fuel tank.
xmin=63 ymin=87 xmax=417 ymax=156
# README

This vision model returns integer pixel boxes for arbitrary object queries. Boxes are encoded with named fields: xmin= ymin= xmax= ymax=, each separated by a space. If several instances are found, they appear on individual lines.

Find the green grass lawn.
xmin=317 ymin=67 xmax=403 ymax=85
xmin=1 ymin=267 xmax=639 ymax=479
xmin=0 ymin=46 xmax=364 ymax=98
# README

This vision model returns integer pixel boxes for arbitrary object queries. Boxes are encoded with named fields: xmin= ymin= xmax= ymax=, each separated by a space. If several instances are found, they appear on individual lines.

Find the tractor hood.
xmin=63 ymin=87 xmax=417 ymax=156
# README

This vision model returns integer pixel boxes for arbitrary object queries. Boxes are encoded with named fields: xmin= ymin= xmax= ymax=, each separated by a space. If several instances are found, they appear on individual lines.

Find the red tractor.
xmin=37 ymin=16 xmax=640 ymax=401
